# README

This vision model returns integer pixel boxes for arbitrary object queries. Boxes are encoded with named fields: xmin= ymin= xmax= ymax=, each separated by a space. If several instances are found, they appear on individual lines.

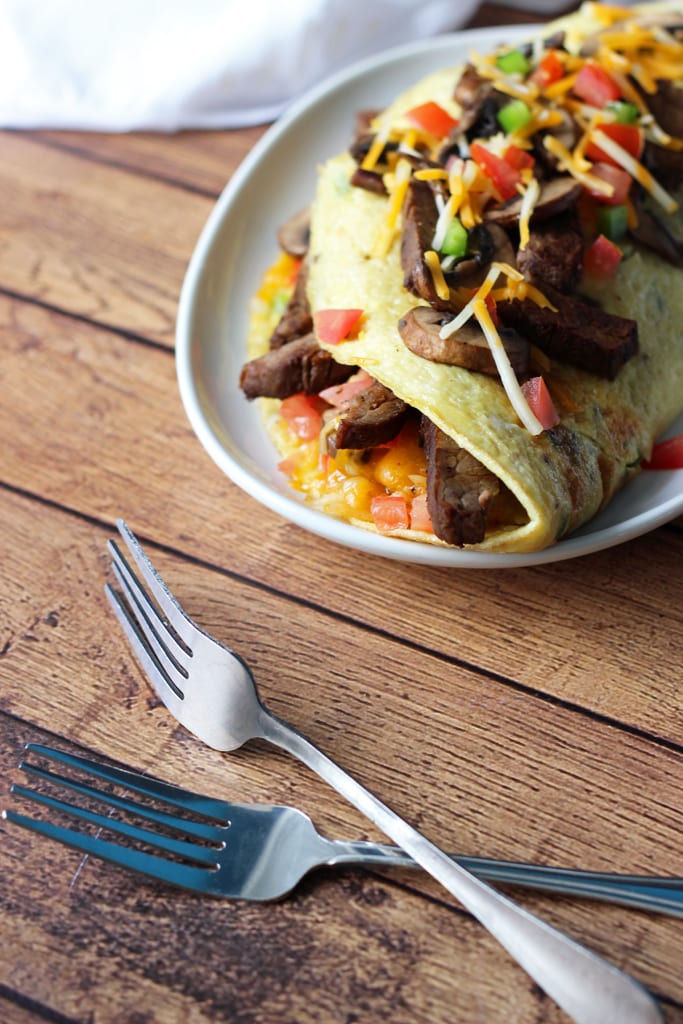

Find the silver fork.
xmin=102 ymin=519 xmax=662 ymax=1024
xmin=5 ymin=742 xmax=683 ymax=915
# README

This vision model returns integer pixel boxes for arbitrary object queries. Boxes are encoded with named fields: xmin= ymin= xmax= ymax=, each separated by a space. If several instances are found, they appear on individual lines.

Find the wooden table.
xmin=1 ymin=4 xmax=681 ymax=1022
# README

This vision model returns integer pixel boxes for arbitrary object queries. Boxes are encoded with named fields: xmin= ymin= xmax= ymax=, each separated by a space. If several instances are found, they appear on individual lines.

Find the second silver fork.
xmin=105 ymin=520 xmax=662 ymax=1024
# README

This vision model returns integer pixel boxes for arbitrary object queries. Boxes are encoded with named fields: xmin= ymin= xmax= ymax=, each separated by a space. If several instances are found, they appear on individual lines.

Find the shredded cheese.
xmin=372 ymin=157 xmax=413 ymax=257
xmin=472 ymin=299 xmax=544 ymax=436
xmin=353 ymin=6 xmax=683 ymax=438
xmin=424 ymin=249 xmax=451 ymax=301
xmin=542 ymin=135 xmax=614 ymax=196
xmin=431 ymin=192 xmax=462 ymax=251
xmin=438 ymin=264 xmax=504 ymax=340
xmin=518 ymin=176 xmax=541 ymax=250
xmin=590 ymin=129 xmax=679 ymax=212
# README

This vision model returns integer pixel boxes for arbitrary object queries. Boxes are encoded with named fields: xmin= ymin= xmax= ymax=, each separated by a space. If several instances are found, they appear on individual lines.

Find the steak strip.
xmin=269 ymin=261 xmax=313 ymax=349
xmin=497 ymin=288 xmax=638 ymax=380
xmin=422 ymin=417 xmax=500 ymax=546
xmin=327 ymin=381 xmax=409 ymax=455
xmin=240 ymin=333 xmax=352 ymax=400
xmin=516 ymin=209 xmax=584 ymax=293
xmin=401 ymin=177 xmax=445 ymax=306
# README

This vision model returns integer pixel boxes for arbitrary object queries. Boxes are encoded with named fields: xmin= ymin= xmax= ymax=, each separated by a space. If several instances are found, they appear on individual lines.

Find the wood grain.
xmin=0 ymin=293 xmax=680 ymax=741
xmin=0 ymin=133 xmax=210 ymax=345
xmin=0 ymin=4 xmax=681 ymax=1021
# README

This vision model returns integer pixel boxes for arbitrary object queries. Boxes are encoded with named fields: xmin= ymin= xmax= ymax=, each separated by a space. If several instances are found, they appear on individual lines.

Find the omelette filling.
xmin=240 ymin=1 xmax=683 ymax=551
xmin=247 ymin=255 xmax=533 ymax=539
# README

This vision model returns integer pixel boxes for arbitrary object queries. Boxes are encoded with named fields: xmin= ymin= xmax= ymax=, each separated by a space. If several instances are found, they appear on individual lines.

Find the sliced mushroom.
xmin=398 ymin=306 xmax=530 ymax=378
xmin=349 ymin=132 xmax=399 ymax=169
xmin=485 ymin=177 xmax=583 ymax=227
xmin=532 ymin=111 xmax=579 ymax=177
xmin=276 ymin=208 xmax=310 ymax=258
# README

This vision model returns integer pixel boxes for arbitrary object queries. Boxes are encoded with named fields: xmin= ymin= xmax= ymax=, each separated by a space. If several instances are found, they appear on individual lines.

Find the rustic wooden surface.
xmin=0 ymin=4 xmax=681 ymax=1023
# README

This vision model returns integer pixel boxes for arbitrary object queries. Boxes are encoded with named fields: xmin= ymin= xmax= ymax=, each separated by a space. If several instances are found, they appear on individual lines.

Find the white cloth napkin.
xmin=0 ymin=0 xmax=596 ymax=132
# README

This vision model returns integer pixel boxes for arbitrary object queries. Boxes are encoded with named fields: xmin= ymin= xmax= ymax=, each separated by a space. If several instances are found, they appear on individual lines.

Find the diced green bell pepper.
xmin=598 ymin=203 xmax=628 ymax=242
xmin=606 ymin=101 xmax=640 ymax=124
xmin=497 ymin=99 xmax=532 ymax=134
xmin=496 ymin=49 xmax=530 ymax=76
xmin=441 ymin=217 xmax=468 ymax=258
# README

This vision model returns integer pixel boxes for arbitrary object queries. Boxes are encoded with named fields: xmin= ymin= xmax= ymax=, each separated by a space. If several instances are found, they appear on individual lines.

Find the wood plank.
xmin=1 ymin=710 xmax=681 ymax=1023
xmin=26 ymin=126 xmax=267 ymax=198
xmin=0 ymin=133 xmax=212 ymax=346
xmin=2 ymin=487 xmax=683 ymax=962
xmin=0 ymin=294 xmax=681 ymax=740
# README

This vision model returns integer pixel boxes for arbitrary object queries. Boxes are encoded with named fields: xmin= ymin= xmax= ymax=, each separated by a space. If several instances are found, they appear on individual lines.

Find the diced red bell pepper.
xmin=469 ymin=141 xmax=521 ymax=201
xmin=521 ymin=376 xmax=560 ymax=430
xmin=370 ymin=494 xmax=410 ymax=532
xmin=573 ymin=62 xmax=622 ymax=107
xmin=585 ymin=123 xmax=644 ymax=166
xmin=313 ymin=308 xmax=364 ymax=344
xmin=280 ymin=393 xmax=323 ymax=441
xmin=584 ymin=161 xmax=632 ymax=205
xmin=404 ymin=101 xmax=458 ymax=138
xmin=583 ymin=234 xmax=623 ymax=277
xmin=642 ymin=435 xmax=683 ymax=470
xmin=531 ymin=49 xmax=565 ymax=89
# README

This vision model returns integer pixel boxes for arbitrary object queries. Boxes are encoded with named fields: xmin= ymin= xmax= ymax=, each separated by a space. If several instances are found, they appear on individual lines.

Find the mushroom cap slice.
xmin=398 ymin=306 xmax=529 ymax=378
xmin=484 ymin=177 xmax=582 ymax=227
xmin=276 ymin=207 xmax=311 ymax=258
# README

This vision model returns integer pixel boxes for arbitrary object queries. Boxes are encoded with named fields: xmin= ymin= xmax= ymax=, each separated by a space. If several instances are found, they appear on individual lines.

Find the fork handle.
xmin=325 ymin=840 xmax=683 ymax=917
xmin=259 ymin=708 xmax=661 ymax=1024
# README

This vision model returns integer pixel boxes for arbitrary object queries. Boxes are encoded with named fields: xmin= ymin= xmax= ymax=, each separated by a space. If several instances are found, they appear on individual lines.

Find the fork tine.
xmin=10 ymin=783 xmax=221 ymax=866
xmin=105 ymin=576 xmax=186 ymax=704
xmin=23 ymin=744 xmax=232 ymax=821
xmin=19 ymin=761 xmax=227 ymax=843
xmin=3 ymin=808 xmax=216 ymax=892
xmin=107 ymin=543 xmax=189 ymax=699
xmin=113 ymin=519 xmax=197 ymax=648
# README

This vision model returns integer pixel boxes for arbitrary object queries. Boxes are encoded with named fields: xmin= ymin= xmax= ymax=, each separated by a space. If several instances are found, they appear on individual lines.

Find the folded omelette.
xmin=241 ymin=0 xmax=683 ymax=553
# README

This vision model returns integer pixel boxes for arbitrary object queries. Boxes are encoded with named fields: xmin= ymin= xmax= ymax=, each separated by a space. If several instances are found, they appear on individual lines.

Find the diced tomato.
xmin=404 ymin=101 xmax=458 ymax=138
xmin=585 ymin=161 xmax=632 ymax=205
xmin=585 ymin=123 xmax=644 ymax=166
xmin=277 ymin=454 xmax=301 ymax=476
xmin=521 ymin=376 xmax=560 ymax=430
xmin=642 ymin=435 xmax=683 ymax=470
xmin=469 ymin=141 xmax=521 ymax=201
xmin=370 ymin=494 xmax=410 ymax=532
xmin=313 ymin=308 xmax=364 ymax=344
xmin=318 ymin=370 xmax=372 ymax=408
xmin=280 ymin=393 xmax=323 ymax=441
xmin=531 ymin=49 xmax=565 ymax=89
xmin=503 ymin=144 xmax=535 ymax=171
xmin=572 ymin=62 xmax=621 ymax=107
xmin=409 ymin=494 xmax=434 ymax=533
xmin=583 ymin=233 xmax=623 ymax=277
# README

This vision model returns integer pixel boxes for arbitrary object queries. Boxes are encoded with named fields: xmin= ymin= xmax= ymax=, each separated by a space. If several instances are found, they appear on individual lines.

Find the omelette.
xmin=240 ymin=1 xmax=683 ymax=553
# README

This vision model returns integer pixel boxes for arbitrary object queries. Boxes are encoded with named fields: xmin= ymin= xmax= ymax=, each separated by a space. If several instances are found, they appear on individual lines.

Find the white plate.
xmin=176 ymin=24 xmax=683 ymax=569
